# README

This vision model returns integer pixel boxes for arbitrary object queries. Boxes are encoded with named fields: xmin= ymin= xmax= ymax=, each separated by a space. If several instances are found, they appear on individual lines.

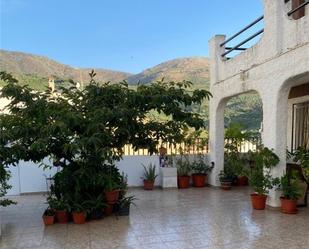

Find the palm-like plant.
xmin=142 ymin=163 xmax=158 ymax=181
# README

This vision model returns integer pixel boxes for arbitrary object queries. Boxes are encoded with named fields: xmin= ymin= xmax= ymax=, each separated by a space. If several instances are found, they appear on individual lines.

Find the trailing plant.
xmin=277 ymin=173 xmax=301 ymax=200
xmin=142 ymin=163 xmax=158 ymax=181
xmin=245 ymin=147 xmax=280 ymax=195
xmin=118 ymin=195 xmax=137 ymax=209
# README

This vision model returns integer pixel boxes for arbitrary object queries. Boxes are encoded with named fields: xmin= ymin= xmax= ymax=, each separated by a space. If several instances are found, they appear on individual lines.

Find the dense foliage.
xmin=0 ymin=70 xmax=211 ymax=212
xmin=245 ymin=147 xmax=280 ymax=195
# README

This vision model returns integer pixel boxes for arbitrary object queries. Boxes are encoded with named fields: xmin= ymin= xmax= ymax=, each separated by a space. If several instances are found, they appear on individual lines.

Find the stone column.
xmin=261 ymin=84 xmax=289 ymax=207
xmin=208 ymin=97 xmax=227 ymax=186
xmin=208 ymin=35 xmax=226 ymax=186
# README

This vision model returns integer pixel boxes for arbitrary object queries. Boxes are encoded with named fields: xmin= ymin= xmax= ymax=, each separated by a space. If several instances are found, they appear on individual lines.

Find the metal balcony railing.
xmin=220 ymin=15 xmax=264 ymax=58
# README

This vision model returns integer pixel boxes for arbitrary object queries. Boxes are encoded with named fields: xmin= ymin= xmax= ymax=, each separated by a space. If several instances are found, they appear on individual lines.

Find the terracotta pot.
xmin=251 ymin=193 xmax=267 ymax=210
xmin=192 ymin=174 xmax=207 ymax=187
xmin=237 ymin=176 xmax=249 ymax=186
xmin=280 ymin=197 xmax=298 ymax=214
xmin=55 ymin=210 xmax=69 ymax=223
xmin=143 ymin=180 xmax=154 ymax=190
xmin=42 ymin=215 xmax=55 ymax=225
xmin=105 ymin=190 xmax=119 ymax=204
xmin=104 ymin=204 xmax=114 ymax=216
xmin=177 ymin=176 xmax=190 ymax=189
xmin=220 ymin=181 xmax=232 ymax=190
xmin=72 ymin=211 xmax=86 ymax=224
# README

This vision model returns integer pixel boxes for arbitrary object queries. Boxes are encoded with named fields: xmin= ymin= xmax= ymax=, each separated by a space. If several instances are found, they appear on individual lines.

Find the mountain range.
xmin=0 ymin=49 xmax=210 ymax=87
xmin=0 ymin=49 xmax=262 ymax=131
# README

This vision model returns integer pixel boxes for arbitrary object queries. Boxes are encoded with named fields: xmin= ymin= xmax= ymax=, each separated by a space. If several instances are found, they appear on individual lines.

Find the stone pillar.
xmin=209 ymin=35 xmax=226 ymax=86
xmin=208 ymin=97 xmax=227 ymax=186
xmin=261 ymin=85 xmax=289 ymax=207
xmin=208 ymin=35 xmax=227 ymax=186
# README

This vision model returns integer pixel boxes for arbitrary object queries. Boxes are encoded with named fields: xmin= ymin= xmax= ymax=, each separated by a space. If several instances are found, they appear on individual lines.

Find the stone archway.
xmin=208 ymin=90 xmax=263 ymax=186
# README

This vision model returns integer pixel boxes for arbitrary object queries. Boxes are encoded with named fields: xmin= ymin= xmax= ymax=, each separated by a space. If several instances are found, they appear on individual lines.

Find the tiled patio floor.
xmin=1 ymin=187 xmax=309 ymax=249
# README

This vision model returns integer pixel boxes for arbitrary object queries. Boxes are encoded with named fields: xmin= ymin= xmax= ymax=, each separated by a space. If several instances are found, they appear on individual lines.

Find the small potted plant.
xmin=218 ymin=170 xmax=234 ymax=190
xmin=176 ymin=156 xmax=191 ymax=189
xmin=191 ymin=155 xmax=214 ymax=187
xmin=85 ymin=194 xmax=106 ymax=220
xmin=48 ymin=195 xmax=70 ymax=223
xmin=42 ymin=208 xmax=55 ymax=225
xmin=71 ymin=204 xmax=87 ymax=224
xmin=116 ymin=196 xmax=136 ymax=216
xmin=141 ymin=163 xmax=158 ymax=190
xmin=278 ymin=173 xmax=301 ymax=214
xmin=245 ymin=147 xmax=280 ymax=210
xmin=104 ymin=175 xmax=120 ymax=204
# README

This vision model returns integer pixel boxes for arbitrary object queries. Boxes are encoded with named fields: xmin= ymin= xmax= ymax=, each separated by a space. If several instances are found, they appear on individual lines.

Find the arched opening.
xmin=222 ymin=91 xmax=263 ymax=186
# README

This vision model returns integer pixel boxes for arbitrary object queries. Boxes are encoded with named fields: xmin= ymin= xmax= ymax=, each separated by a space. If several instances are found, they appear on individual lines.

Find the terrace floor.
xmin=1 ymin=187 xmax=309 ymax=249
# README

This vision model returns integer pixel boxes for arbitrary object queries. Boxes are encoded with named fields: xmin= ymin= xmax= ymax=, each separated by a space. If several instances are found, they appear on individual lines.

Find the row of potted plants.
xmin=43 ymin=168 xmax=137 ymax=225
xmin=176 ymin=154 xmax=214 ymax=188
xmin=219 ymin=145 xmax=308 ymax=214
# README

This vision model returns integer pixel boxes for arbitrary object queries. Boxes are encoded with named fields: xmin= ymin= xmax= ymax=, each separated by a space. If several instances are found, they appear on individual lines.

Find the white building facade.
xmin=208 ymin=0 xmax=309 ymax=207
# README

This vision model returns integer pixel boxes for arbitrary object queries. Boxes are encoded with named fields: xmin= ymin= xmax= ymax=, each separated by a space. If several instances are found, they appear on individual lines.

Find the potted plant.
xmin=42 ymin=208 xmax=55 ymax=225
xmin=48 ymin=195 xmax=70 ymax=223
xmin=71 ymin=202 xmax=87 ymax=224
xmin=245 ymin=147 xmax=280 ymax=210
xmin=218 ymin=170 xmax=234 ymax=190
xmin=176 ymin=156 xmax=191 ymax=189
xmin=104 ymin=172 xmax=120 ymax=204
xmin=191 ymin=155 xmax=214 ymax=187
xmin=278 ymin=173 xmax=301 ymax=214
xmin=141 ymin=163 xmax=158 ymax=190
xmin=225 ymin=123 xmax=251 ymax=186
xmin=85 ymin=194 xmax=106 ymax=220
xmin=292 ymin=147 xmax=309 ymax=183
xmin=115 ymin=196 xmax=136 ymax=216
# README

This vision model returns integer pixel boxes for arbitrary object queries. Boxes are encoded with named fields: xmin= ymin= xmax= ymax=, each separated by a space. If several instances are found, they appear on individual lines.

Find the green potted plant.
xmin=116 ymin=196 xmax=137 ymax=216
xmin=85 ymin=194 xmax=106 ymax=220
xmin=245 ymin=147 xmax=280 ymax=210
xmin=218 ymin=168 xmax=234 ymax=190
xmin=48 ymin=195 xmax=70 ymax=223
xmin=191 ymin=155 xmax=214 ymax=187
xmin=104 ymin=169 xmax=120 ymax=204
xmin=225 ymin=123 xmax=251 ymax=186
xmin=141 ymin=163 xmax=158 ymax=190
xmin=42 ymin=208 xmax=55 ymax=225
xmin=71 ymin=202 xmax=87 ymax=224
xmin=277 ymin=173 xmax=301 ymax=214
xmin=292 ymin=147 xmax=309 ymax=183
xmin=176 ymin=156 xmax=191 ymax=189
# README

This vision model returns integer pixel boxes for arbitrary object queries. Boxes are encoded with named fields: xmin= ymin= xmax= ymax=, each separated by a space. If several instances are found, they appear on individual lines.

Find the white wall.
xmin=6 ymin=156 xmax=161 ymax=195
xmin=5 ymin=154 xmax=213 ymax=195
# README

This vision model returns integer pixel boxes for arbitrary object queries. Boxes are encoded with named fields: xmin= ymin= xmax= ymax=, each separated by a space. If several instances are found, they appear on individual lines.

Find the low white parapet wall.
xmin=5 ymin=154 xmax=211 ymax=195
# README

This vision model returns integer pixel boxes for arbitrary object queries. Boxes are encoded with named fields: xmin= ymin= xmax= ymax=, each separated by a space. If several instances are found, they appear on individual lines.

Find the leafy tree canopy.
xmin=0 ymin=71 xmax=211 ymax=168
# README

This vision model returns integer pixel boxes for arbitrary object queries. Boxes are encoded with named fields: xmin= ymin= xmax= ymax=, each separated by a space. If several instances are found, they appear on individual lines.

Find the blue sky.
xmin=0 ymin=0 xmax=263 ymax=73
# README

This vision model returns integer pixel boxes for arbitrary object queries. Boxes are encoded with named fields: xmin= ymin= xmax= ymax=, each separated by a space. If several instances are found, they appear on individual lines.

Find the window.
xmin=292 ymin=101 xmax=309 ymax=150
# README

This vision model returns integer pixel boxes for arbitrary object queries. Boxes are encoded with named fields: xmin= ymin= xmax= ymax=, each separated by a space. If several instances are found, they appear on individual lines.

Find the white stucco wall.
xmin=208 ymin=0 xmax=309 ymax=207
xmin=5 ymin=154 xmax=212 ymax=195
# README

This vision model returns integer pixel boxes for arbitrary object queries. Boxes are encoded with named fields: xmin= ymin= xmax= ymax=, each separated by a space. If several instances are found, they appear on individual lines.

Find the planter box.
xmin=160 ymin=167 xmax=177 ymax=188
